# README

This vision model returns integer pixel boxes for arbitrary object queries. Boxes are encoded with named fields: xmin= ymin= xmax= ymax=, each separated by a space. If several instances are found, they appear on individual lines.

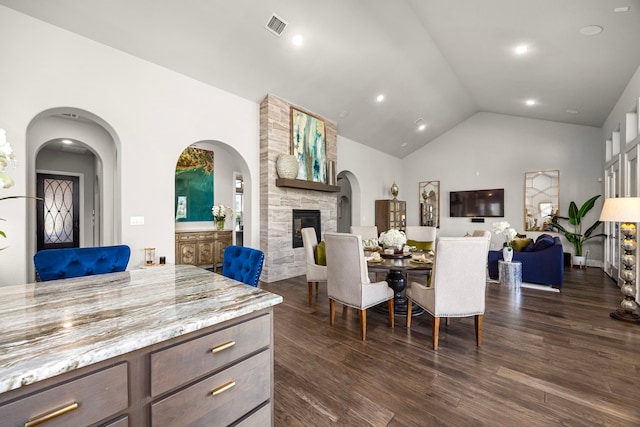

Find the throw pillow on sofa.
xmin=511 ymin=238 xmax=533 ymax=252
xmin=533 ymin=234 xmax=555 ymax=252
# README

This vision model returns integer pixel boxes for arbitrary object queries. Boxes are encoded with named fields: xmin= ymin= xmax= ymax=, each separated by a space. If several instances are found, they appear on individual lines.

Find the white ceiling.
xmin=2 ymin=0 xmax=640 ymax=158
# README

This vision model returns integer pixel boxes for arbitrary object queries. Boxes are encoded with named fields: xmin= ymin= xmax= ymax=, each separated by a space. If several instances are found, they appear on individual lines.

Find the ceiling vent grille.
xmin=265 ymin=13 xmax=287 ymax=37
xmin=61 ymin=113 xmax=79 ymax=119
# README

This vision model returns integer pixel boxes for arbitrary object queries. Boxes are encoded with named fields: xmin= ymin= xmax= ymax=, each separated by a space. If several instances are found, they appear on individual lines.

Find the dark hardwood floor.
xmin=260 ymin=267 xmax=640 ymax=426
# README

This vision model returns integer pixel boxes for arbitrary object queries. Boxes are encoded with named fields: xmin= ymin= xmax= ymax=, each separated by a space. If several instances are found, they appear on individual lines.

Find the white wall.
xmin=0 ymin=6 xmax=259 ymax=285
xmin=402 ymin=112 xmax=604 ymax=260
xmin=337 ymin=135 xmax=404 ymax=228
xmin=603 ymin=65 xmax=640 ymax=146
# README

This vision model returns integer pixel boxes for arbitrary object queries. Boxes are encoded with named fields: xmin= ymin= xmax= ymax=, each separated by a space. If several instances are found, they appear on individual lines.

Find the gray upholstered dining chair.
xmin=301 ymin=227 xmax=327 ymax=305
xmin=406 ymin=236 xmax=487 ymax=350
xmin=325 ymin=232 xmax=394 ymax=340
xmin=349 ymin=226 xmax=379 ymax=241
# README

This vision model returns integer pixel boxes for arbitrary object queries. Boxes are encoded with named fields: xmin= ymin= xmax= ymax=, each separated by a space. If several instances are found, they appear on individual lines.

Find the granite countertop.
xmin=0 ymin=264 xmax=283 ymax=394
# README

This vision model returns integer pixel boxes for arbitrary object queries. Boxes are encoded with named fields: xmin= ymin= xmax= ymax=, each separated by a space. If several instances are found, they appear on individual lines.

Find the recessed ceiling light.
xmin=61 ymin=139 xmax=73 ymax=145
xmin=401 ymin=142 xmax=408 ymax=147
xmin=418 ymin=124 xmax=427 ymax=131
xmin=376 ymin=94 xmax=385 ymax=102
xmin=566 ymin=109 xmax=579 ymax=114
xmin=580 ymin=25 xmax=603 ymax=36
xmin=614 ymin=6 xmax=630 ymax=13
xmin=292 ymin=34 xmax=303 ymax=46
xmin=525 ymin=99 xmax=536 ymax=106
xmin=515 ymin=45 xmax=528 ymax=55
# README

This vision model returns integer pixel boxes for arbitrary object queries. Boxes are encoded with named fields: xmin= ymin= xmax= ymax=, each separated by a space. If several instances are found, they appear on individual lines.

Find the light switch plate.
xmin=130 ymin=216 xmax=144 ymax=225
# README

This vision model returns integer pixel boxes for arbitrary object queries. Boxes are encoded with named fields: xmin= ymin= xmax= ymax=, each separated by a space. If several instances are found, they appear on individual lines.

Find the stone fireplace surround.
xmin=259 ymin=95 xmax=337 ymax=283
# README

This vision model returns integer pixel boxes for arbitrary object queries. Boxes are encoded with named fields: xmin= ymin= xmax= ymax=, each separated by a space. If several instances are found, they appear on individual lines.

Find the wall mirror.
xmin=418 ymin=181 xmax=440 ymax=228
xmin=524 ymin=170 xmax=559 ymax=232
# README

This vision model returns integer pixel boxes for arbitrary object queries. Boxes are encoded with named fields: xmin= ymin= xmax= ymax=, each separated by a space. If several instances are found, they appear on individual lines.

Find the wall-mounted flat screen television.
xmin=450 ymin=188 xmax=505 ymax=217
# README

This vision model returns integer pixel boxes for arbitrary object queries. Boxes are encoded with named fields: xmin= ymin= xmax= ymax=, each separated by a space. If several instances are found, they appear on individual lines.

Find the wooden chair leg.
xmin=406 ymin=298 xmax=412 ymax=328
xmin=315 ymin=282 xmax=319 ymax=295
xmin=359 ymin=309 xmax=367 ymax=340
xmin=387 ymin=299 xmax=394 ymax=328
xmin=307 ymin=281 xmax=313 ymax=305
xmin=432 ymin=316 xmax=440 ymax=350
xmin=475 ymin=314 xmax=483 ymax=347
xmin=329 ymin=299 xmax=335 ymax=326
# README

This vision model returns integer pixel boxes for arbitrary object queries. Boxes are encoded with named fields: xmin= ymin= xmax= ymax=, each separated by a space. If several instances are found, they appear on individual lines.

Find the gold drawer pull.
xmin=211 ymin=340 xmax=235 ymax=354
xmin=211 ymin=381 xmax=236 ymax=396
xmin=25 ymin=402 xmax=79 ymax=427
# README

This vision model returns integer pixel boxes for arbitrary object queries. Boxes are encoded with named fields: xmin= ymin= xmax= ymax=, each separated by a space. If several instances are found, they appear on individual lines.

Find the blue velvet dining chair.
xmin=221 ymin=245 xmax=265 ymax=287
xmin=33 ymin=245 xmax=131 ymax=282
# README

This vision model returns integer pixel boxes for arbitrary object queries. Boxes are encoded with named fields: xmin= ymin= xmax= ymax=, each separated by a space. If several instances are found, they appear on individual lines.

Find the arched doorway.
xmin=337 ymin=170 xmax=360 ymax=231
xmin=26 ymin=108 xmax=121 ymax=282
xmin=173 ymin=140 xmax=254 ymax=255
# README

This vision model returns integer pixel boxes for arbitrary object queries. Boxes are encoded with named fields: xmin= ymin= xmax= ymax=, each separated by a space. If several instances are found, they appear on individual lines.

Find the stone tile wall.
xmin=259 ymin=94 xmax=337 ymax=283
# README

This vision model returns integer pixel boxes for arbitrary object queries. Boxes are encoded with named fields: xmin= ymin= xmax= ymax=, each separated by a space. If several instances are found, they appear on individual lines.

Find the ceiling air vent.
xmin=265 ymin=13 xmax=287 ymax=37
xmin=61 ymin=113 xmax=79 ymax=119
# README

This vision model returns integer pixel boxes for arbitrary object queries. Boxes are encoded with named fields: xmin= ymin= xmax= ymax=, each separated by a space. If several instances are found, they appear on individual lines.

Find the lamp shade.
xmin=599 ymin=197 xmax=640 ymax=223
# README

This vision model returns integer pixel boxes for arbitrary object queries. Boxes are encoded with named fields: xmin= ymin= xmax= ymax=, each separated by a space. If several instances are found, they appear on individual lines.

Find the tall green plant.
xmin=551 ymin=195 xmax=606 ymax=256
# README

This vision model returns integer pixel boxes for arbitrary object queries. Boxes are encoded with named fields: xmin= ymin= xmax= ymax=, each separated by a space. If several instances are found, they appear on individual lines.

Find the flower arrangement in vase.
xmin=0 ymin=129 xmax=39 ymax=247
xmin=211 ymin=204 xmax=232 ymax=230
xmin=492 ymin=221 xmax=517 ymax=262
xmin=378 ymin=228 xmax=407 ymax=253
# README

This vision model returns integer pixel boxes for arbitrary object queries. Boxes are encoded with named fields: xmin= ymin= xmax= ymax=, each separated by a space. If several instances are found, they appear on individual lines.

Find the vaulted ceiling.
xmin=2 ymin=0 xmax=640 ymax=158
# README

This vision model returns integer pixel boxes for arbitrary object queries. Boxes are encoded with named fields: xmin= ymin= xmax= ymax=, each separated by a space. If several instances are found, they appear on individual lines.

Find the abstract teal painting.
xmin=175 ymin=147 xmax=214 ymax=222
xmin=291 ymin=107 xmax=326 ymax=183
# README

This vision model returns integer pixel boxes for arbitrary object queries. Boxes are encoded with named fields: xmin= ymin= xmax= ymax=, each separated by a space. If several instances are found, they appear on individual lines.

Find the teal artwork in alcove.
xmin=175 ymin=147 xmax=214 ymax=222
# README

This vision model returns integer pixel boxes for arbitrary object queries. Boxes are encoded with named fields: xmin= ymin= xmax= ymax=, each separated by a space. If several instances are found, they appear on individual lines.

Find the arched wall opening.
xmin=173 ymin=140 xmax=254 ymax=249
xmin=26 ymin=108 xmax=121 ymax=282
xmin=337 ymin=170 xmax=361 ymax=228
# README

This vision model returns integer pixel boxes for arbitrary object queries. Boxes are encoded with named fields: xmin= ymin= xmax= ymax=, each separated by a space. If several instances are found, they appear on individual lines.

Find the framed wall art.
xmin=175 ymin=146 xmax=214 ymax=222
xmin=290 ymin=107 xmax=327 ymax=183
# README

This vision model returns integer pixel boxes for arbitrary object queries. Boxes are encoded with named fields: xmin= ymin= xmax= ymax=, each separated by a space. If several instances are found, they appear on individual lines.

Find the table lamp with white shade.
xmin=599 ymin=197 xmax=640 ymax=323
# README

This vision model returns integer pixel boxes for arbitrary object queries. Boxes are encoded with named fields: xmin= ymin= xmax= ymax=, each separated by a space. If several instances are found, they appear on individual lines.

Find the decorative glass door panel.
xmin=37 ymin=174 xmax=80 ymax=251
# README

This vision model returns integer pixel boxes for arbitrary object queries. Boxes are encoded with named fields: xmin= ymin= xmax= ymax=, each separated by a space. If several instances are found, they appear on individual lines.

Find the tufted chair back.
xmin=33 ymin=245 xmax=131 ymax=282
xmin=221 ymin=246 xmax=265 ymax=287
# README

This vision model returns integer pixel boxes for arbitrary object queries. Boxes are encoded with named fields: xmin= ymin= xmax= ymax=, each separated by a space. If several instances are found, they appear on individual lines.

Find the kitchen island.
xmin=0 ymin=264 xmax=282 ymax=426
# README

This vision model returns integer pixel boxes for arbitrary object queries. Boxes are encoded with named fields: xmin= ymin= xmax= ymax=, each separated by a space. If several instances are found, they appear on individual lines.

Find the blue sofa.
xmin=488 ymin=235 xmax=564 ymax=288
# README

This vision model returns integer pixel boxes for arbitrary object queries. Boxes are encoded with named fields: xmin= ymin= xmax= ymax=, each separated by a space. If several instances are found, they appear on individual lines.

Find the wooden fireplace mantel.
xmin=276 ymin=178 xmax=340 ymax=193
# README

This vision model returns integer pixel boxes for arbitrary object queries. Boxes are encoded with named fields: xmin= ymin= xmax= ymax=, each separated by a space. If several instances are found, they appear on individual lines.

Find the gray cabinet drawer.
xmin=102 ymin=416 xmax=129 ymax=427
xmin=0 ymin=363 xmax=128 ymax=427
xmin=151 ymin=350 xmax=271 ymax=427
xmin=150 ymin=314 xmax=271 ymax=397
xmin=233 ymin=402 xmax=272 ymax=427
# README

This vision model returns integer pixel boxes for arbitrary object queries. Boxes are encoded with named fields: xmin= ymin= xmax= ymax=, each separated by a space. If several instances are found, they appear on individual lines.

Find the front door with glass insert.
xmin=36 ymin=173 xmax=80 ymax=251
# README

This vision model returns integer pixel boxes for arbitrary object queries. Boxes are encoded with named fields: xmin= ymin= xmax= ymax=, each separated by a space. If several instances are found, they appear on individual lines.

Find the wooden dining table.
xmin=366 ymin=251 xmax=433 ymax=316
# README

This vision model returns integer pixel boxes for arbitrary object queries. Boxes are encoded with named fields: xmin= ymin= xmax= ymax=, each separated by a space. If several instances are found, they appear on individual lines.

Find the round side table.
xmin=498 ymin=260 xmax=522 ymax=289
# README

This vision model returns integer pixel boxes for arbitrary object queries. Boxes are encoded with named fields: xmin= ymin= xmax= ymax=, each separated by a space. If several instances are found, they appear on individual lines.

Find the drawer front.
xmin=234 ymin=402 xmax=272 ymax=427
xmin=150 ymin=314 xmax=271 ymax=397
xmin=0 ymin=363 xmax=128 ymax=427
xmin=102 ymin=416 xmax=129 ymax=427
xmin=177 ymin=233 xmax=199 ymax=241
xmin=151 ymin=350 xmax=271 ymax=427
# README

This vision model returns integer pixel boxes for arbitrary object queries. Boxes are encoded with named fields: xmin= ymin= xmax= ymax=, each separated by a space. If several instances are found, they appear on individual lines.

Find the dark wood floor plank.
xmin=261 ymin=267 xmax=640 ymax=426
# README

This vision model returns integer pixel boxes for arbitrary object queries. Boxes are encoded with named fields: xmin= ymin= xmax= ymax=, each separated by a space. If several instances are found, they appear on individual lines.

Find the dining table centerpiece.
xmin=492 ymin=221 xmax=517 ymax=262
xmin=211 ymin=204 xmax=232 ymax=230
xmin=378 ymin=228 xmax=407 ymax=254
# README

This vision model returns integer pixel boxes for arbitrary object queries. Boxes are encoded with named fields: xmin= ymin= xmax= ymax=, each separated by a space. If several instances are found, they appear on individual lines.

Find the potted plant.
xmin=551 ymin=195 xmax=606 ymax=267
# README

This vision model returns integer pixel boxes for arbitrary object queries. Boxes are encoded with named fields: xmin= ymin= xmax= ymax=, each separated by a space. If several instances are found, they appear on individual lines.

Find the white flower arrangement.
xmin=492 ymin=221 xmax=517 ymax=247
xmin=378 ymin=228 xmax=407 ymax=247
xmin=0 ymin=129 xmax=16 ymax=189
xmin=211 ymin=204 xmax=231 ymax=221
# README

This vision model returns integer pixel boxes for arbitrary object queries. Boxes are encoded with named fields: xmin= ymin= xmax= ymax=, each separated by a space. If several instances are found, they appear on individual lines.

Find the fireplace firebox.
xmin=292 ymin=209 xmax=321 ymax=248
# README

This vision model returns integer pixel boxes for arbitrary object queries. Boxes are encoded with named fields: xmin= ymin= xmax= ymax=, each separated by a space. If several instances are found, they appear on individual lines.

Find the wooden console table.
xmin=175 ymin=230 xmax=232 ymax=271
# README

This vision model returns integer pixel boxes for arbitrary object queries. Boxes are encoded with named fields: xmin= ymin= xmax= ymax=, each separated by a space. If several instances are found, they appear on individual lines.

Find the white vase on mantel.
xmin=503 ymin=246 xmax=514 ymax=262
xmin=276 ymin=154 xmax=299 ymax=179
